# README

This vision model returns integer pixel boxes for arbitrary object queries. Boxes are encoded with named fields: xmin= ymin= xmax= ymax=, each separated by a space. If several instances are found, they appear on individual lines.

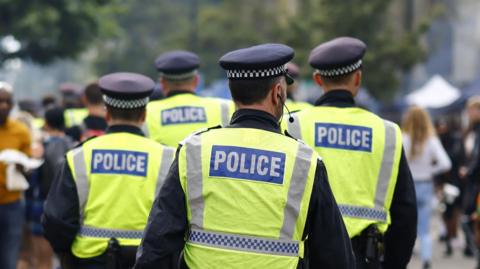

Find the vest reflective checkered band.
xmin=188 ymin=229 xmax=299 ymax=257
xmin=79 ymin=226 xmax=143 ymax=239
xmin=338 ymin=205 xmax=387 ymax=222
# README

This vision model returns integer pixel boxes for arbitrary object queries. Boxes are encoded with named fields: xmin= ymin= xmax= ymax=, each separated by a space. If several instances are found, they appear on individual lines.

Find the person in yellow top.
xmin=284 ymin=62 xmax=312 ymax=112
xmin=42 ymin=72 xmax=176 ymax=269
xmin=145 ymin=50 xmax=234 ymax=147
xmin=284 ymin=37 xmax=417 ymax=269
xmin=0 ymin=82 xmax=32 ymax=269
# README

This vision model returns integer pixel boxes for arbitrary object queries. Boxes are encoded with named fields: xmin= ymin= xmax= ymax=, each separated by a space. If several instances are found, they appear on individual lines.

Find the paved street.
xmin=408 ymin=211 xmax=477 ymax=269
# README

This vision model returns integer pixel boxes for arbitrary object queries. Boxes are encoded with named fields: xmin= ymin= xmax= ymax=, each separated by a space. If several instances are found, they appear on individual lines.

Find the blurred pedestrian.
xmin=434 ymin=118 xmax=464 ymax=257
xmin=42 ymin=72 xmax=176 ymax=269
xmin=0 ymin=82 xmax=32 ymax=269
xmin=402 ymin=106 xmax=451 ymax=269
xmin=460 ymin=96 xmax=480 ymax=261
xmin=28 ymin=107 xmax=75 ymax=269
xmin=145 ymin=50 xmax=234 ymax=147
xmin=66 ymin=82 xmax=107 ymax=142
xmin=284 ymin=62 xmax=312 ymax=112
xmin=60 ymin=83 xmax=88 ymax=128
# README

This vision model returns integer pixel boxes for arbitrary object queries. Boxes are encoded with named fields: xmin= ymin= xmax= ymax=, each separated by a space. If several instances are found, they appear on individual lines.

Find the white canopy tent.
xmin=406 ymin=75 xmax=461 ymax=109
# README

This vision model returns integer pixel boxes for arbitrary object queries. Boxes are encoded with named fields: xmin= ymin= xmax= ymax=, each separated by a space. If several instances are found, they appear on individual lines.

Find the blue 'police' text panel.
xmin=161 ymin=106 xmax=207 ymax=125
xmin=91 ymin=150 xmax=148 ymax=177
xmin=209 ymin=145 xmax=286 ymax=184
xmin=315 ymin=123 xmax=372 ymax=152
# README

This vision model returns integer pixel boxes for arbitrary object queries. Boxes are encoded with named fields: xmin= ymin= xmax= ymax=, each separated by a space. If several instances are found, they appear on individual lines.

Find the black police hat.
xmin=219 ymin=43 xmax=295 ymax=85
xmin=309 ymin=37 xmax=366 ymax=77
xmin=98 ymin=72 xmax=155 ymax=109
xmin=154 ymin=50 xmax=200 ymax=80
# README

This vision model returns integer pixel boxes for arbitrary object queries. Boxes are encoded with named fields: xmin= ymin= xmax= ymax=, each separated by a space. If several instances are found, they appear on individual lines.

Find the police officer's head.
xmin=154 ymin=50 xmax=200 ymax=96
xmin=98 ymin=72 xmax=155 ymax=127
xmin=219 ymin=44 xmax=294 ymax=120
xmin=309 ymin=37 xmax=366 ymax=96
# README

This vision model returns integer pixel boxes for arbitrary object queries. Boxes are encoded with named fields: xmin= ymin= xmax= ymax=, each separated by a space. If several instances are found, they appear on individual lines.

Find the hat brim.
xmin=285 ymin=74 xmax=294 ymax=85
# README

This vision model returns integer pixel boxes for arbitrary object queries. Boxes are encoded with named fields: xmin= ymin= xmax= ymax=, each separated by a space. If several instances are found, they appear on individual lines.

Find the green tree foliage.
xmin=0 ymin=0 xmax=112 ymax=64
xmin=93 ymin=0 xmax=193 ymax=78
xmin=296 ymin=0 xmax=429 ymax=100
xmin=100 ymin=0 xmax=429 ymax=100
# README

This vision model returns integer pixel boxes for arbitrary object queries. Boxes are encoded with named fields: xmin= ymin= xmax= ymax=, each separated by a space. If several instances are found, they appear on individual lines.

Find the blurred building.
xmin=393 ymin=0 xmax=480 ymax=91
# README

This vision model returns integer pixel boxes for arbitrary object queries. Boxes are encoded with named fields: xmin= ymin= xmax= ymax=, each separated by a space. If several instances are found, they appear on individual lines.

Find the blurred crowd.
xmin=3 ymin=78 xmax=480 ymax=269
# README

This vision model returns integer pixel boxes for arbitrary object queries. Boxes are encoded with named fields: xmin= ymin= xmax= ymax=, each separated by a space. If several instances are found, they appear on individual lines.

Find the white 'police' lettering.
xmin=209 ymin=145 xmax=285 ymax=184
xmin=161 ymin=106 xmax=207 ymax=125
xmin=91 ymin=150 xmax=148 ymax=176
xmin=315 ymin=123 xmax=372 ymax=152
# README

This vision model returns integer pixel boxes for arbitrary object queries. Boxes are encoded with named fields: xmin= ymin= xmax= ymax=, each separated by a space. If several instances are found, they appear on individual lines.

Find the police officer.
xmin=42 ymin=72 xmax=176 ymax=269
xmin=285 ymin=37 xmax=417 ymax=269
xmin=285 ymin=62 xmax=312 ymax=112
xmin=134 ymin=44 xmax=354 ymax=269
xmin=145 ymin=50 xmax=234 ymax=147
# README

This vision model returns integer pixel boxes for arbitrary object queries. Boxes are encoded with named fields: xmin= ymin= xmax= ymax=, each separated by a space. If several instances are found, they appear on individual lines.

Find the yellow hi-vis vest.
xmin=285 ymin=106 xmax=402 ymax=238
xmin=145 ymin=94 xmax=235 ymax=147
xmin=66 ymin=132 xmax=176 ymax=258
xmin=64 ymin=108 xmax=89 ymax=128
xmin=178 ymin=128 xmax=318 ymax=269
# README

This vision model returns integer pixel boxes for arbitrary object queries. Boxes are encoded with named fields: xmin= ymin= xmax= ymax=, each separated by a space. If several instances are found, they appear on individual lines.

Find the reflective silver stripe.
xmin=72 ymin=147 xmax=89 ymax=220
xmin=141 ymin=123 xmax=150 ymax=137
xmin=338 ymin=205 xmax=387 ymax=222
xmin=339 ymin=120 xmax=397 ymax=223
xmin=185 ymin=135 xmax=204 ymax=229
xmin=280 ymin=143 xmax=313 ymax=239
xmin=155 ymin=147 xmax=176 ymax=197
xmin=287 ymin=114 xmax=302 ymax=140
xmin=188 ymin=228 xmax=299 ymax=257
xmin=220 ymin=101 xmax=230 ymax=127
xmin=374 ymin=120 xmax=397 ymax=209
xmin=79 ymin=225 xmax=143 ymax=239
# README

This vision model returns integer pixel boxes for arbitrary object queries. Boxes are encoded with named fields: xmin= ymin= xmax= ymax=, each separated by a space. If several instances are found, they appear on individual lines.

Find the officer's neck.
xmin=323 ymin=87 xmax=357 ymax=97
xmin=236 ymin=103 xmax=277 ymax=120
xmin=108 ymin=119 xmax=143 ymax=128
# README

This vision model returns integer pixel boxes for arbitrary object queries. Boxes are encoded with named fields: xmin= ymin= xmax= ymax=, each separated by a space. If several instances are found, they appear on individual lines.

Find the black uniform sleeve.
xmin=41 ymin=160 xmax=80 ymax=253
xmin=134 ymin=151 xmax=188 ymax=269
xmin=466 ymin=130 xmax=480 ymax=180
xmin=382 ymin=149 xmax=417 ymax=269
xmin=306 ymin=160 xmax=355 ymax=268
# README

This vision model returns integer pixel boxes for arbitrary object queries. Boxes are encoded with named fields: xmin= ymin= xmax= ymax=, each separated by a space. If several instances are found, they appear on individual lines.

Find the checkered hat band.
xmin=188 ymin=228 xmax=299 ymax=257
xmin=338 ymin=204 xmax=387 ymax=222
xmin=103 ymin=95 xmax=149 ymax=109
xmin=79 ymin=225 xmax=143 ymax=239
xmin=161 ymin=70 xmax=198 ymax=81
xmin=317 ymin=59 xmax=362 ymax=77
xmin=226 ymin=65 xmax=287 ymax=79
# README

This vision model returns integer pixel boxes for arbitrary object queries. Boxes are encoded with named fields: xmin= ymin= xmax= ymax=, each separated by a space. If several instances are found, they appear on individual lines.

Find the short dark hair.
xmin=45 ymin=107 xmax=65 ymax=130
xmin=42 ymin=95 xmax=57 ymax=109
xmin=320 ymin=72 xmax=355 ymax=85
xmin=106 ymin=105 xmax=145 ymax=122
xmin=229 ymin=76 xmax=281 ymax=105
xmin=84 ymin=82 xmax=103 ymax=105
xmin=319 ymin=69 xmax=359 ymax=86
